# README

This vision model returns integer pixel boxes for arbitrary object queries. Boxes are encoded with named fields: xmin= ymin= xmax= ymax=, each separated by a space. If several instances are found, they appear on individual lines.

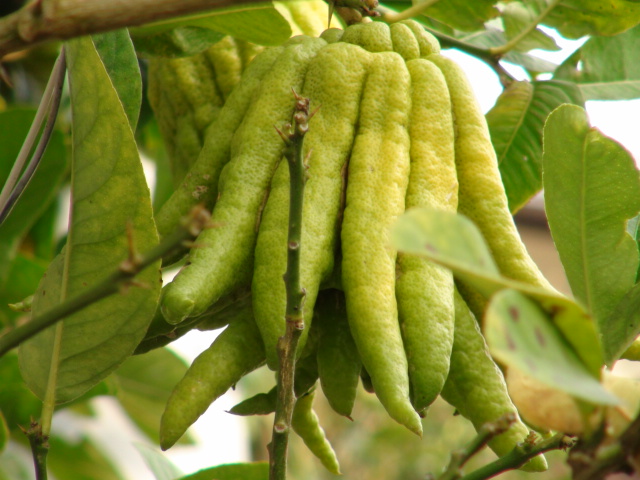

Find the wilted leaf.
xmin=485 ymin=289 xmax=617 ymax=404
xmin=543 ymin=104 xmax=640 ymax=359
xmin=18 ymin=36 xmax=161 ymax=404
xmin=93 ymin=30 xmax=142 ymax=130
xmin=555 ymin=24 xmax=640 ymax=100
xmin=392 ymin=207 xmax=604 ymax=374
xmin=486 ymin=80 xmax=584 ymax=212
xmin=178 ymin=462 xmax=269 ymax=480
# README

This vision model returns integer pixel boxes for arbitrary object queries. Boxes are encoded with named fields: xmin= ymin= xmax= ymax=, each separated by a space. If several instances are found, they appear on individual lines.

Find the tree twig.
xmin=382 ymin=0 xmax=441 ymax=24
xmin=460 ymin=433 xmax=574 ymax=480
xmin=488 ymin=0 xmax=561 ymax=56
xmin=269 ymin=91 xmax=312 ymax=480
xmin=0 ymin=47 xmax=66 ymax=226
xmin=438 ymin=413 xmax=517 ymax=480
xmin=22 ymin=421 xmax=49 ymax=480
xmin=0 ymin=0 xmax=260 ymax=59
xmin=0 ymin=205 xmax=211 ymax=358
xmin=0 ymin=47 xmax=65 ymax=223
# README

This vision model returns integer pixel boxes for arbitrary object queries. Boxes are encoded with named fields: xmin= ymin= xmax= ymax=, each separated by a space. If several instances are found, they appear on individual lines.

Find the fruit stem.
xmin=459 ymin=432 xmax=573 ymax=480
xmin=382 ymin=0 xmax=441 ymax=23
xmin=269 ymin=90 xmax=312 ymax=480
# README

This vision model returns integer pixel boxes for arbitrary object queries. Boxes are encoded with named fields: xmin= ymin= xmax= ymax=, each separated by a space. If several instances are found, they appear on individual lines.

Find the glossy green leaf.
xmin=502 ymin=2 xmax=560 ymax=53
xmin=136 ymin=443 xmax=182 ymax=480
xmin=554 ymin=24 xmax=640 ymax=100
xmin=392 ymin=207 xmax=604 ymax=375
xmin=485 ymin=289 xmax=618 ymax=404
xmin=47 ymin=435 xmax=122 ymax=480
xmin=18 ymin=36 xmax=161 ymax=404
xmin=486 ymin=80 xmax=584 ymax=212
xmin=131 ymin=4 xmax=291 ymax=47
xmin=93 ymin=30 xmax=142 ymax=131
xmin=114 ymin=348 xmax=190 ymax=445
xmin=131 ymin=27 xmax=224 ymax=58
xmin=420 ymin=0 xmax=499 ymax=32
xmin=178 ymin=462 xmax=269 ymax=480
xmin=543 ymin=104 xmax=640 ymax=353
xmin=461 ymin=28 xmax=558 ymax=73
xmin=545 ymin=0 xmax=640 ymax=38
xmin=0 ymin=109 xmax=66 ymax=285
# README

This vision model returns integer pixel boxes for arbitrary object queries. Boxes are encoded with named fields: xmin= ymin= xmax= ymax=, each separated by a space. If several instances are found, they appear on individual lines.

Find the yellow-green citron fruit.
xmin=161 ymin=36 xmax=327 ymax=325
xmin=252 ymin=42 xmax=370 ymax=370
xmin=397 ymin=58 xmax=457 ymax=413
xmin=341 ymin=50 xmax=421 ymax=436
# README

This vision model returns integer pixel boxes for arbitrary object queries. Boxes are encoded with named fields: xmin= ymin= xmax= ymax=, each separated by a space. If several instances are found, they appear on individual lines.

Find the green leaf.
xmin=420 ymin=0 xmax=499 ymax=31
xmin=93 ymin=30 xmax=142 ymax=131
xmin=131 ymin=27 xmax=224 ymax=58
xmin=604 ymin=283 xmax=640 ymax=364
xmin=131 ymin=4 xmax=291 ymax=47
xmin=18 ymin=36 xmax=161 ymax=404
xmin=554 ymin=24 xmax=640 ymax=100
xmin=228 ymin=387 xmax=277 ymax=416
xmin=0 ymin=109 xmax=66 ymax=285
xmin=178 ymin=462 xmax=269 ymax=480
xmin=486 ymin=80 xmax=584 ymax=212
xmin=114 ymin=348 xmax=190 ymax=445
xmin=0 ymin=412 xmax=8 ymax=454
xmin=485 ymin=289 xmax=618 ymax=404
xmin=0 ymin=254 xmax=46 ymax=329
xmin=502 ymin=1 xmax=560 ymax=53
xmin=461 ymin=28 xmax=558 ymax=73
xmin=135 ymin=443 xmax=183 ymax=480
xmin=47 ymin=435 xmax=122 ymax=480
xmin=543 ymin=104 xmax=640 ymax=351
xmin=545 ymin=0 xmax=640 ymax=38
xmin=0 ymin=353 xmax=41 ymax=430
xmin=392 ymin=207 xmax=604 ymax=375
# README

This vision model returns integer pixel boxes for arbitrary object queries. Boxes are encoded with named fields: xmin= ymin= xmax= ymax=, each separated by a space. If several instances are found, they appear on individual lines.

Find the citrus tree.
xmin=1 ymin=1 xmax=640 ymax=479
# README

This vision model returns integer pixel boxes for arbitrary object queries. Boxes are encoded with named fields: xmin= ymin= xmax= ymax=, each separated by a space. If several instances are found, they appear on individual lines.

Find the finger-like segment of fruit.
xmin=400 ymin=19 xmax=440 ymax=57
xmin=154 ymin=45 xmax=283 ymax=241
xmin=292 ymin=389 xmax=342 ymax=475
xmin=397 ymin=59 xmax=457 ymax=413
xmin=428 ymin=54 xmax=553 ymax=292
xmin=148 ymin=55 xmax=224 ymax=184
xmin=390 ymin=22 xmax=421 ymax=61
xmin=161 ymin=37 xmax=327 ymax=324
xmin=159 ymin=304 xmax=265 ymax=450
xmin=316 ymin=289 xmax=361 ymax=418
xmin=341 ymin=21 xmax=393 ymax=52
xmin=441 ymin=290 xmax=548 ymax=472
xmin=286 ymin=0 xmax=334 ymax=37
xmin=341 ymin=52 xmax=421 ymax=436
xmin=320 ymin=28 xmax=344 ymax=44
xmin=236 ymin=39 xmax=265 ymax=71
xmin=252 ymin=42 xmax=370 ymax=370
xmin=203 ymin=36 xmax=244 ymax=101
